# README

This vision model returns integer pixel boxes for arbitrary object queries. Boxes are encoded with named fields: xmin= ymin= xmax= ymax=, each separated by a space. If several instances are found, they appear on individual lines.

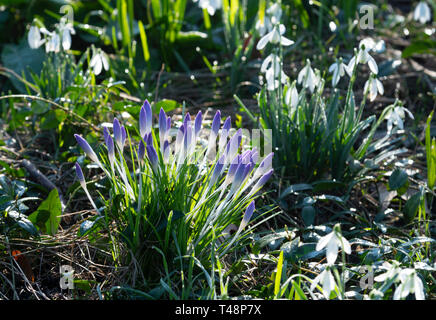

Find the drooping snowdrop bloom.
xmin=45 ymin=32 xmax=61 ymax=53
xmin=90 ymin=48 xmax=109 ymax=75
xmin=394 ymin=269 xmax=425 ymax=300
xmin=28 ymin=26 xmax=44 ymax=49
xmin=384 ymin=105 xmax=414 ymax=135
xmin=255 ymin=2 xmax=282 ymax=36
xmin=298 ymin=59 xmax=319 ymax=93
xmin=285 ymin=82 xmax=299 ymax=110
xmin=364 ymin=74 xmax=384 ymax=102
xmin=329 ymin=58 xmax=346 ymax=87
xmin=261 ymin=53 xmax=288 ymax=90
xmin=194 ymin=0 xmax=222 ymax=15
xmin=414 ymin=1 xmax=431 ymax=24
xmin=316 ymin=224 xmax=351 ymax=265
xmin=256 ymin=24 xmax=294 ymax=50
xmin=59 ymin=21 xmax=75 ymax=51
xmin=346 ymin=40 xmax=379 ymax=76
xmin=310 ymin=267 xmax=337 ymax=300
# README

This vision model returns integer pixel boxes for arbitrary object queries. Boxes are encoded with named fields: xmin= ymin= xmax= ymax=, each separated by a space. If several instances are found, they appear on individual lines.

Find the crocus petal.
xmin=239 ymin=201 xmax=255 ymax=230
xmin=74 ymin=134 xmax=99 ymax=164
xmin=194 ymin=111 xmax=202 ymax=137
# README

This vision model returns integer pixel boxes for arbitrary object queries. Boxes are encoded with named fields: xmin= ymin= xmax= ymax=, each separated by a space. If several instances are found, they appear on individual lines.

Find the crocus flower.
xmin=194 ymin=111 xmax=202 ymax=138
xmin=138 ymin=140 xmax=146 ymax=162
xmin=147 ymin=145 xmax=158 ymax=170
xmin=159 ymin=108 xmax=168 ymax=148
xmin=316 ymin=224 xmax=351 ymax=265
xmin=238 ymin=201 xmax=255 ymax=231
xmin=74 ymin=134 xmax=100 ymax=164
xmin=364 ymin=74 xmax=384 ymax=102
xmin=414 ymin=1 xmax=431 ymax=24
xmin=113 ymin=118 xmax=123 ymax=150
xmin=139 ymin=100 xmax=152 ymax=137
xmin=75 ymin=162 xmax=87 ymax=190
xmin=256 ymin=24 xmax=294 ymax=50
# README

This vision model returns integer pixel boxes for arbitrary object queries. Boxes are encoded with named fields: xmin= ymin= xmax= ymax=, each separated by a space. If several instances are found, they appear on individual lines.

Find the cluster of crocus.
xmin=74 ymin=99 xmax=273 ymax=259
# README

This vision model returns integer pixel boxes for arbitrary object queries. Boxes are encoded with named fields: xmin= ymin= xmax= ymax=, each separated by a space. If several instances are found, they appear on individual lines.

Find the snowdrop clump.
xmin=309 ymin=224 xmax=351 ymax=299
xmin=256 ymin=8 xmax=294 ymax=92
xmin=28 ymin=19 xmax=75 ymax=53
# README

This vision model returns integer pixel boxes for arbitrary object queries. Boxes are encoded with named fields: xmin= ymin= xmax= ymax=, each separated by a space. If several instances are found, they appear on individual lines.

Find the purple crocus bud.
xmin=194 ymin=111 xmax=202 ymax=138
xmin=241 ymin=150 xmax=252 ymax=164
xmin=253 ymin=152 xmax=274 ymax=180
xmin=183 ymin=112 xmax=191 ymax=128
xmin=144 ymin=132 xmax=153 ymax=146
xmin=121 ymin=126 xmax=127 ymax=148
xmin=159 ymin=108 xmax=167 ymax=134
xmin=183 ymin=124 xmax=193 ymax=156
xmin=223 ymin=116 xmax=231 ymax=132
xmin=232 ymin=163 xmax=249 ymax=189
xmin=239 ymin=201 xmax=255 ymax=231
xmin=227 ymin=155 xmax=241 ymax=180
xmin=163 ymin=140 xmax=170 ymax=163
xmin=249 ymin=169 xmax=274 ymax=198
xmin=210 ymin=154 xmax=225 ymax=185
xmin=74 ymin=134 xmax=99 ymax=164
xmin=166 ymin=117 xmax=171 ymax=133
xmin=103 ymin=126 xmax=110 ymax=144
xmin=138 ymin=140 xmax=146 ymax=161
xmin=211 ymin=110 xmax=221 ymax=136
xmin=226 ymin=129 xmax=241 ymax=160
xmin=251 ymin=148 xmax=259 ymax=165
xmin=143 ymin=99 xmax=153 ymax=135
xmin=106 ymin=133 xmax=115 ymax=166
xmin=159 ymin=108 xmax=167 ymax=148
xmin=175 ymin=124 xmax=185 ymax=154
xmin=75 ymin=162 xmax=87 ymax=190
xmin=147 ymin=145 xmax=158 ymax=170
xmin=139 ymin=105 xmax=147 ymax=138
xmin=113 ymin=118 xmax=122 ymax=149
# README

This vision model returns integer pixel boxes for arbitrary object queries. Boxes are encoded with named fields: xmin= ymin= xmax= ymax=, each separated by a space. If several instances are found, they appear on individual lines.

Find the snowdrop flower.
xmin=384 ymin=105 xmax=414 ymax=135
xmin=285 ymin=81 xmax=299 ymax=110
xmin=329 ymin=58 xmax=346 ymax=87
xmin=297 ymin=60 xmax=319 ymax=93
xmin=90 ymin=48 xmax=109 ymax=75
xmin=316 ymin=224 xmax=351 ymax=265
xmin=364 ymin=74 xmax=384 ymax=102
xmin=394 ymin=269 xmax=425 ymax=300
xmin=45 ymin=32 xmax=60 ymax=53
xmin=59 ymin=21 xmax=75 ymax=51
xmin=28 ymin=26 xmax=44 ymax=49
xmin=194 ymin=0 xmax=222 ymax=16
xmin=256 ymin=24 xmax=294 ymax=50
xmin=310 ymin=267 xmax=337 ymax=299
xmin=261 ymin=53 xmax=288 ymax=90
xmin=266 ymin=3 xmax=283 ymax=25
xmin=256 ymin=17 xmax=272 ymax=37
xmin=414 ymin=1 xmax=431 ymax=24
xmin=346 ymin=40 xmax=379 ymax=76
